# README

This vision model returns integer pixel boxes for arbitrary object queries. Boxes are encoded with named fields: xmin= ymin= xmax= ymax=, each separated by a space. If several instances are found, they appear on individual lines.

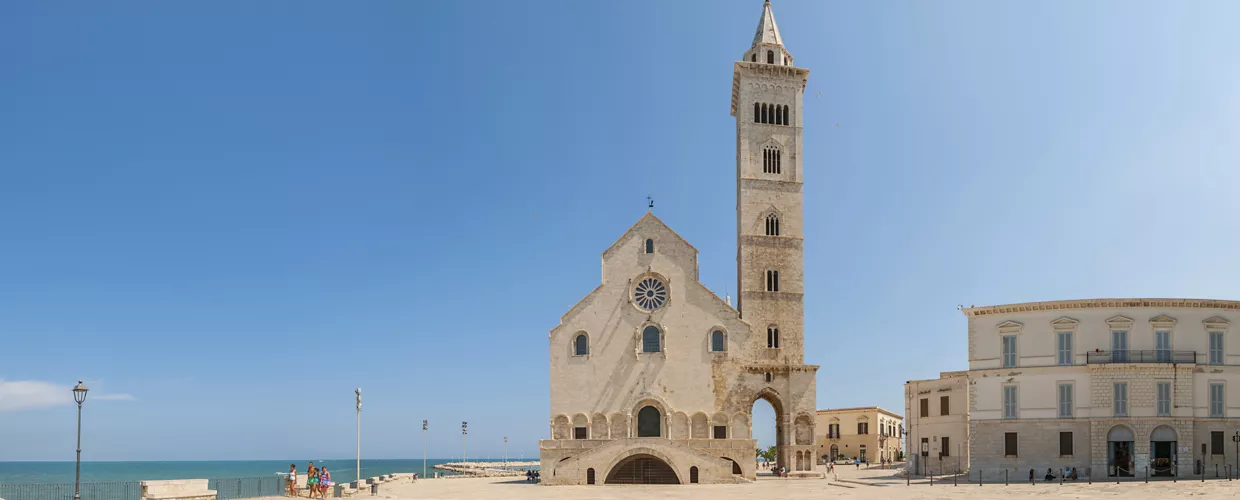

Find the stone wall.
xmin=970 ymin=419 xmax=1092 ymax=481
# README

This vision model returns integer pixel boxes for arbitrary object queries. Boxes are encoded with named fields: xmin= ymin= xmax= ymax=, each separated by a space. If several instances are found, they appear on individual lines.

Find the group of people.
xmin=524 ymin=470 xmax=541 ymax=483
xmin=1034 ymin=467 xmax=1080 ymax=482
xmin=287 ymin=463 xmax=333 ymax=498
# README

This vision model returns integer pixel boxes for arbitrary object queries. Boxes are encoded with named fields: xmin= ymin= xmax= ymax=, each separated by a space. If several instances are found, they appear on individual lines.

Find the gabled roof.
xmin=600 ymin=211 xmax=698 ymax=260
xmin=751 ymin=0 xmax=784 ymax=47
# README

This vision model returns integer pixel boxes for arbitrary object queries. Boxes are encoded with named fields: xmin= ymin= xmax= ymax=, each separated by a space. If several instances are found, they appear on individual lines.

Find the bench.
xmin=140 ymin=480 xmax=216 ymax=500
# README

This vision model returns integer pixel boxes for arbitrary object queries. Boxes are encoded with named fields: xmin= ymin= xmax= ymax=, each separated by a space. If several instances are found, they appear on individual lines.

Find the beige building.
xmin=904 ymin=372 xmax=970 ymax=475
xmin=911 ymin=299 xmax=1240 ymax=481
xmin=816 ymin=407 xmax=903 ymax=465
xmin=539 ymin=2 xmax=821 ymax=485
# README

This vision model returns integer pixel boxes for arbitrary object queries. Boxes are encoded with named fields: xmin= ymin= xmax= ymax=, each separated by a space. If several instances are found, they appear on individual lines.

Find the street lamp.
xmin=462 ymin=422 xmax=468 ymax=466
xmin=72 ymin=381 xmax=89 ymax=500
xmin=422 ymin=420 xmax=428 ymax=480
xmin=355 ymin=388 xmax=362 ymax=483
xmin=1233 ymin=432 xmax=1239 ymax=479
xmin=504 ymin=437 xmax=508 ymax=469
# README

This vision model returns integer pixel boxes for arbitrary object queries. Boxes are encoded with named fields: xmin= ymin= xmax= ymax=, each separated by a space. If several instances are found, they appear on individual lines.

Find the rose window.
xmin=633 ymin=277 xmax=668 ymax=312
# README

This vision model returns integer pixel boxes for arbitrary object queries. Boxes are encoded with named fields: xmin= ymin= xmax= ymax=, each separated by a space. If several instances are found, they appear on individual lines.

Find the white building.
xmin=910 ymin=299 xmax=1240 ymax=480
xmin=904 ymin=372 xmax=969 ymax=476
xmin=538 ymin=2 xmax=821 ymax=485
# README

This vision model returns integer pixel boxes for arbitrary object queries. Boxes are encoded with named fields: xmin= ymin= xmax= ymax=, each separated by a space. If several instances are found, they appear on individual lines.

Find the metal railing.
xmin=207 ymin=477 xmax=288 ymax=500
xmin=0 ymin=482 xmax=141 ymax=500
xmin=1086 ymin=350 xmax=1197 ymax=364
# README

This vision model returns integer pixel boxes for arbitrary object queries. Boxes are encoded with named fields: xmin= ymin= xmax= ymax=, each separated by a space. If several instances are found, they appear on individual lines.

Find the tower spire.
xmin=752 ymin=0 xmax=784 ymax=48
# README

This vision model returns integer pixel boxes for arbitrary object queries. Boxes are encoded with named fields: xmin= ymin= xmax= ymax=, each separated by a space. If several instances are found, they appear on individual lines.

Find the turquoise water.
xmin=0 ymin=459 xmax=538 ymax=485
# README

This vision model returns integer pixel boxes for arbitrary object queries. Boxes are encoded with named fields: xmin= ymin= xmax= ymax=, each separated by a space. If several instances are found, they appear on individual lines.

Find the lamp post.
xmin=504 ymin=437 xmax=508 ymax=469
xmin=1233 ymin=432 xmax=1239 ymax=479
xmin=462 ymin=422 xmax=468 ymax=466
xmin=422 ymin=420 xmax=428 ymax=479
xmin=72 ymin=381 xmax=89 ymax=500
xmin=920 ymin=440 xmax=929 ymax=476
xmin=355 ymin=388 xmax=362 ymax=483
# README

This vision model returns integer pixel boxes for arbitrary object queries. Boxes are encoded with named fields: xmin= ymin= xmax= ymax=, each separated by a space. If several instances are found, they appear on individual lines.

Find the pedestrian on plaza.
xmin=287 ymin=464 xmax=298 ymax=497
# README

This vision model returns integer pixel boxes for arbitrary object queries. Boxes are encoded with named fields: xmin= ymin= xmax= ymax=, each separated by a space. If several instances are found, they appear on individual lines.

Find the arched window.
xmin=767 ymin=50 xmax=774 ymax=64
xmin=763 ymin=146 xmax=780 ymax=174
xmin=689 ymin=466 xmax=699 ymax=483
xmin=783 ymin=105 xmax=790 ymax=125
xmin=765 ymin=270 xmax=779 ymax=292
xmin=711 ymin=330 xmax=726 ymax=352
xmin=586 ymin=468 xmax=595 ymax=485
xmin=767 ymin=326 xmax=780 ymax=349
xmin=764 ymin=372 xmax=772 ymax=383
xmin=765 ymin=213 xmax=780 ymax=236
xmin=642 ymin=325 xmax=661 ymax=353
xmin=645 ymin=238 xmax=654 ymax=254
xmin=750 ymin=54 xmax=756 ymax=62
xmin=761 ymin=103 xmax=768 ymax=124
xmin=775 ymin=105 xmax=782 ymax=125
xmin=574 ymin=333 xmax=589 ymax=356
xmin=637 ymin=405 xmax=662 ymax=437
xmin=753 ymin=102 xmax=759 ymax=123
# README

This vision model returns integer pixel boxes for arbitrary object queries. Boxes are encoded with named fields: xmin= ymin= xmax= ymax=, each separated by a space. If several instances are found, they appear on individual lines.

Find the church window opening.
xmin=645 ymin=238 xmax=654 ymax=254
xmin=574 ymin=333 xmax=589 ymax=356
xmin=637 ymin=406 xmax=662 ymax=437
xmin=633 ymin=277 xmax=668 ymax=312
xmin=753 ymin=102 xmax=760 ymax=123
xmin=765 ymin=270 xmax=779 ymax=292
xmin=765 ymin=213 xmax=780 ymax=236
xmin=751 ymin=54 xmax=756 ymax=62
xmin=767 ymin=326 xmax=780 ymax=349
xmin=574 ymin=426 xmax=587 ymax=439
xmin=711 ymin=330 xmax=726 ymax=352
xmin=775 ymin=105 xmax=782 ymax=125
xmin=761 ymin=103 xmax=768 ymax=124
xmin=767 ymin=50 xmax=774 ymax=64
xmin=642 ymin=325 xmax=662 ymax=353
xmin=763 ymin=146 xmax=781 ymax=174
xmin=764 ymin=372 xmax=772 ymax=383
xmin=783 ymin=105 xmax=789 ymax=125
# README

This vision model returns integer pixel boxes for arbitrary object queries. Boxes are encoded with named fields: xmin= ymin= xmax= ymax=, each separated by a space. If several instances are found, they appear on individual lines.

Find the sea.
xmin=0 ymin=459 xmax=537 ymax=485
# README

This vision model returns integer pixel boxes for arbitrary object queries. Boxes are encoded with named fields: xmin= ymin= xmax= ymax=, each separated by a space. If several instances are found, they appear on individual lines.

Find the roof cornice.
xmin=962 ymin=298 xmax=1240 ymax=317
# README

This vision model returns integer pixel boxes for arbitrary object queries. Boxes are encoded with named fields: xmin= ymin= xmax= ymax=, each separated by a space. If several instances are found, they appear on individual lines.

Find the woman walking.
xmin=317 ymin=467 xmax=332 ymax=500
xmin=287 ymin=464 xmax=298 ymax=497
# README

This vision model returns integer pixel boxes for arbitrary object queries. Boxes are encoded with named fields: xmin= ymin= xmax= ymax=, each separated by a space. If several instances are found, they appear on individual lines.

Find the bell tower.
xmin=732 ymin=0 xmax=810 ymax=363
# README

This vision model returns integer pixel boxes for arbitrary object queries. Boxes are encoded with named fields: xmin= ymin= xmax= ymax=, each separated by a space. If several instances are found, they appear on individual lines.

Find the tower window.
xmin=761 ymin=103 xmax=768 ymax=124
xmin=775 ymin=105 xmax=782 ymax=125
xmin=767 ymin=326 xmax=780 ymax=349
xmin=765 ymin=213 xmax=780 ymax=236
xmin=644 ymin=238 xmax=654 ymax=254
xmin=767 ymin=50 xmax=774 ymax=64
xmin=751 ymin=54 xmax=756 ymax=62
xmin=764 ymin=372 xmax=772 ymax=383
xmin=763 ymin=146 xmax=782 ymax=174
xmin=765 ymin=270 xmax=779 ymax=292
xmin=753 ymin=102 xmax=759 ymax=123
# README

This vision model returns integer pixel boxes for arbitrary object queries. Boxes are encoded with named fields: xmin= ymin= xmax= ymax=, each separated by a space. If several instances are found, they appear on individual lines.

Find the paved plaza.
xmin=354 ymin=467 xmax=1240 ymax=500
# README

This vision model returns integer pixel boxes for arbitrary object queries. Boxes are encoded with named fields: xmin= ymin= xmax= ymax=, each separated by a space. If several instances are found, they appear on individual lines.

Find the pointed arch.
xmin=761 ymin=103 xmax=768 ymax=124
xmin=690 ymin=412 xmax=709 ymax=439
xmin=783 ymin=105 xmax=790 ymax=124
xmin=765 ymin=212 xmax=780 ymax=236
xmin=775 ymin=104 xmax=782 ymax=125
xmin=767 ymin=50 xmax=774 ymax=64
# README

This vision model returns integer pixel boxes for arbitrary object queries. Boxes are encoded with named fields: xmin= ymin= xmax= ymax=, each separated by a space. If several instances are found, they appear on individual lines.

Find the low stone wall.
xmin=140 ymin=479 xmax=216 ymax=500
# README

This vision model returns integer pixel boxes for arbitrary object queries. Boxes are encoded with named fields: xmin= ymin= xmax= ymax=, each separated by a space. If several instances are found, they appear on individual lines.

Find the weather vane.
xmin=647 ymin=195 xmax=654 ymax=210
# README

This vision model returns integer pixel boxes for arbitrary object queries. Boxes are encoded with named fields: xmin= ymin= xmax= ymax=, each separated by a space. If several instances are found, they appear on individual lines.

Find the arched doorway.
xmin=722 ymin=457 xmax=742 ymax=475
xmin=751 ymin=390 xmax=786 ymax=474
xmin=829 ymin=444 xmax=839 ymax=463
xmin=1107 ymin=426 xmax=1135 ymax=477
xmin=637 ymin=406 xmax=662 ymax=437
xmin=605 ymin=454 xmax=680 ymax=484
xmin=1150 ymin=426 xmax=1178 ymax=477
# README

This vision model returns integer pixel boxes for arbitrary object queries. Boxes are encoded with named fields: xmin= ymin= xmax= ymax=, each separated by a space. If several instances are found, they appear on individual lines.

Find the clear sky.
xmin=2 ymin=0 xmax=1239 ymax=462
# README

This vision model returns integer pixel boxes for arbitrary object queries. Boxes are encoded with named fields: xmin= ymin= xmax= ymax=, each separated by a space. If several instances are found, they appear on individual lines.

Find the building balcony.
xmin=1085 ymin=350 xmax=1197 ymax=364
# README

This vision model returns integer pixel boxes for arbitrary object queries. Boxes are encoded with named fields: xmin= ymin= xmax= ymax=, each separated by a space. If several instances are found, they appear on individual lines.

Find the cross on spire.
xmin=647 ymin=196 xmax=654 ymax=210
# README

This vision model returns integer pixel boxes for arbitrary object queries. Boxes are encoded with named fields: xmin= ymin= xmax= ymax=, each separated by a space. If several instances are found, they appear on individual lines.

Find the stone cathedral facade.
xmin=539 ymin=2 xmax=821 ymax=485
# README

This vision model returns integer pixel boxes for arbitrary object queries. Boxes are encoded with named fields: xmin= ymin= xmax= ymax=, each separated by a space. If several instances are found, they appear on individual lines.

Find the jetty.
xmin=433 ymin=461 xmax=539 ymax=478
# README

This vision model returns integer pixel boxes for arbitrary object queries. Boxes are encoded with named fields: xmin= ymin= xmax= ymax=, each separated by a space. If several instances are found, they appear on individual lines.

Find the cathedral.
xmin=539 ymin=2 xmax=820 ymax=485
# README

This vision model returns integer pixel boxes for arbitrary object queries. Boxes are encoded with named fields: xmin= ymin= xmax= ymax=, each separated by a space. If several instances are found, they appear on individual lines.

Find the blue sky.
xmin=2 ymin=0 xmax=1239 ymax=462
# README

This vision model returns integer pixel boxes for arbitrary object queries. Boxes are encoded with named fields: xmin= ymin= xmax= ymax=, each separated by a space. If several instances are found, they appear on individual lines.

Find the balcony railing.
xmin=1086 ymin=350 xmax=1197 ymax=364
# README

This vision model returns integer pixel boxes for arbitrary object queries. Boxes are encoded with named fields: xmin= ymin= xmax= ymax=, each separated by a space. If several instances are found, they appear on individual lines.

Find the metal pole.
xmin=74 ymin=401 xmax=83 ymax=500
xmin=355 ymin=389 xmax=362 ymax=483
xmin=422 ymin=420 xmax=427 ymax=480
xmin=504 ymin=437 xmax=508 ymax=470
